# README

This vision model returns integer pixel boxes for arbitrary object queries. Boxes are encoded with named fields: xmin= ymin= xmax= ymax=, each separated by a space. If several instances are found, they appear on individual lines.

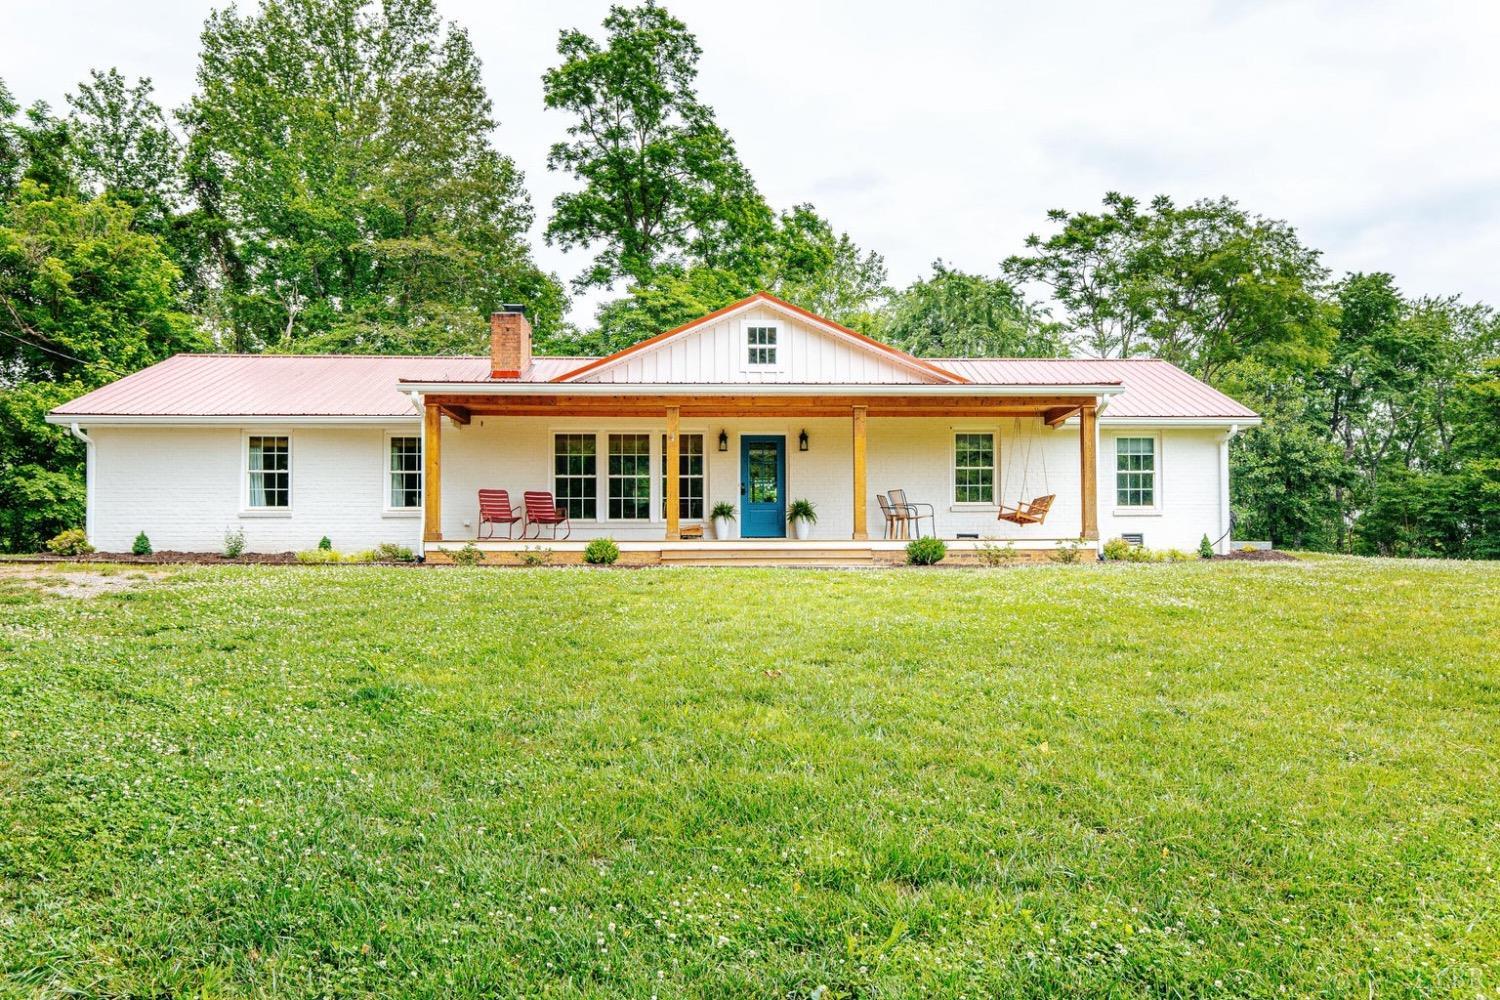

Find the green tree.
xmin=544 ymin=2 xmax=770 ymax=290
xmin=182 ymin=0 xmax=562 ymax=350
xmin=876 ymin=261 xmax=1064 ymax=358
xmin=0 ymin=183 xmax=202 ymax=551
xmin=0 ymin=78 xmax=21 ymax=200
xmin=759 ymin=204 xmax=887 ymax=328
xmin=66 ymin=69 xmax=180 ymax=229
xmin=1006 ymin=193 xmax=1333 ymax=380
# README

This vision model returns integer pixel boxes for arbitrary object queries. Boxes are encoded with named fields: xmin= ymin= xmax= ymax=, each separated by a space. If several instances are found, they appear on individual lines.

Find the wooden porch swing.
xmin=996 ymin=415 xmax=1056 ymax=526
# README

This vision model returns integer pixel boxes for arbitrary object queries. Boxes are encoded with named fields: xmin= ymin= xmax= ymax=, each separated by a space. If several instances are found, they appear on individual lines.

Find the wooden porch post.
xmin=852 ymin=405 xmax=868 ymax=540
xmin=665 ymin=405 xmax=681 ymax=540
xmin=423 ymin=401 xmax=442 ymax=542
xmin=1079 ymin=404 xmax=1098 ymax=540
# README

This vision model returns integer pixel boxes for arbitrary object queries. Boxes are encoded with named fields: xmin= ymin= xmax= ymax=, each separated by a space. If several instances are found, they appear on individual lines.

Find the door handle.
xmin=740 ymin=483 xmax=746 ymax=496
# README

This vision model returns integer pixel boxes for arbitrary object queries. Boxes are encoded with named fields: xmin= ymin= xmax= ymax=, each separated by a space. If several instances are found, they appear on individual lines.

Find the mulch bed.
xmin=13 ymin=551 xmax=302 ymax=565
xmin=1210 ymin=548 xmax=1297 ymax=562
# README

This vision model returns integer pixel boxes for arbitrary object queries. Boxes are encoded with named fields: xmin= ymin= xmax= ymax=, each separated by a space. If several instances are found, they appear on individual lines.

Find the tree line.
xmin=2 ymin=0 xmax=1495 ymax=556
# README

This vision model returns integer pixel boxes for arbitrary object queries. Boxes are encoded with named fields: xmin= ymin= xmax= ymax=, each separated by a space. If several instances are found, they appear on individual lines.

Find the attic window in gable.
xmin=746 ymin=325 xmax=778 ymax=365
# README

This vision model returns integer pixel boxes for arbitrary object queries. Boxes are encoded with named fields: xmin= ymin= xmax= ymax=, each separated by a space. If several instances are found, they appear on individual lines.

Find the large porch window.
xmin=608 ymin=433 xmax=651 ymax=520
xmin=554 ymin=433 xmax=597 ymax=519
xmin=953 ymin=432 xmax=995 ymax=504
xmin=661 ymin=433 xmax=705 ymax=521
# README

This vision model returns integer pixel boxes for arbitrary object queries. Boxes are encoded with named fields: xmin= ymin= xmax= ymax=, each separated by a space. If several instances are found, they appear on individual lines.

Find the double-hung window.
xmin=953 ymin=433 xmax=995 ymax=504
xmin=1116 ymin=437 xmax=1156 ymax=507
xmin=746 ymin=325 xmax=778 ymax=366
xmin=660 ymin=433 xmax=705 ymax=520
xmin=554 ymin=433 xmax=597 ymax=519
xmin=388 ymin=435 xmax=422 ymax=509
xmin=247 ymin=435 xmax=290 ymax=508
xmin=608 ymin=434 xmax=651 ymax=520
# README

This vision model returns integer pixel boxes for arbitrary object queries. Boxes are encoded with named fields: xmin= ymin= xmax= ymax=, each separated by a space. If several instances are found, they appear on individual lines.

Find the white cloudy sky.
xmin=5 ymin=0 xmax=1499 ymax=325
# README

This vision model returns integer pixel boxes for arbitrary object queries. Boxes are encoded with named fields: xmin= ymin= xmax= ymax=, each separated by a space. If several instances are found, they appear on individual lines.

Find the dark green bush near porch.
xmin=585 ymin=537 xmax=620 ymax=565
xmin=906 ymin=536 xmax=946 ymax=565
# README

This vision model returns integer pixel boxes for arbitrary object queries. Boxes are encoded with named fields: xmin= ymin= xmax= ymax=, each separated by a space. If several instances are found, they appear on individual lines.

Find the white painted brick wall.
xmin=90 ymin=425 xmax=424 ymax=553
xmin=85 ymin=418 xmax=1230 ymax=552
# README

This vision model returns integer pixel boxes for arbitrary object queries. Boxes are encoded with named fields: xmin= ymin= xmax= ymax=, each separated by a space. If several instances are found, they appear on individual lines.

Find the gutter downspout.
xmin=1217 ymin=424 xmax=1240 ymax=554
xmin=68 ymin=423 xmax=96 ymax=548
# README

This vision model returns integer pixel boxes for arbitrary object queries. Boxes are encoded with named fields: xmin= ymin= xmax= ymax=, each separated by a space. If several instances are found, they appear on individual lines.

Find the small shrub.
xmin=45 ymin=528 xmax=93 ymax=556
xmin=1241 ymin=544 xmax=1258 ymax=554
xmin=1052 ymin=538 xmax=1086 ymax=564
xmin=1101 ymin=537 xmax=1133 ymax=561
xmin=584 ymin=537 xmax=620 ymax=565
xmin=318 ymin=535 xmax=333 ymax=551
xmin=1199 ymin=533 xmax=1215 ymax=559
xmin=444 ymin=543 xmax=483 ymax=567
xmin=132 ymin=531 xmax=153 ymax=556
xmin=373 ymin=542 xmax=415 ymax=562
xmin=344 ymin=550 xmax=377 ymax=564
xmin=519 ymin=545 xmax=553 ymax=567
xmin=975 ymin=540 xmax=1018 ymax=566
xmin=223 ymin=526 xmax=246 ymax=558
xmin=906 ymin=536 xmax=947 ymax=565
xmin=295 ymin=548 xmax=342 ymax=564
xmin=1122 ymin=545 xmax=1156 ymax=563
xmin=1162 ymin=548 xmax=1193 ymax=562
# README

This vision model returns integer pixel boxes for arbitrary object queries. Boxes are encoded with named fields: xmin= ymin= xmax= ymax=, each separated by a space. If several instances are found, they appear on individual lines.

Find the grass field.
xmin=1 ymin=557 xmax=1497 ymax=998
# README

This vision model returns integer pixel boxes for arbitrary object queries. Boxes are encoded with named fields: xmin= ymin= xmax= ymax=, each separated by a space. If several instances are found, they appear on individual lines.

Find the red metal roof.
xmin=933 ymin=359 xmax=1259 ymax=419
xmin=51 ymin=353 xmax=1256 ymax=421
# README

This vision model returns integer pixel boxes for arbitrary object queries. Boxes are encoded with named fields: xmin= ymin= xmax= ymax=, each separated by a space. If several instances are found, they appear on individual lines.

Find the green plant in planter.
xmin=132 ymin=531 xmax=153 ymax=556
xmin=710 ymin=502 xmax=737 ymax=521
xmin=787 ymin=499 xmax=818 ymax=524
xmin=1199 ymin=533 xmax=1215 ymax=559
xmin=906 ymin=537 xmax=946 ymax=565
xmin=585 ymin=537 xmax=620 ymax=565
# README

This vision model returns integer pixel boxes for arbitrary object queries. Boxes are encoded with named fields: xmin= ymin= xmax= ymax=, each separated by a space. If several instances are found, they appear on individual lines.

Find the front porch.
xmin=415 ymin=391 xmax=1108 ymax=558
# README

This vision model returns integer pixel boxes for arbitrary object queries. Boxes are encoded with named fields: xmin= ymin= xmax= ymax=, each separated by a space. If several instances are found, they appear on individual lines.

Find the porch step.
xmin=659 ymin=547 xmax=876 ymax=567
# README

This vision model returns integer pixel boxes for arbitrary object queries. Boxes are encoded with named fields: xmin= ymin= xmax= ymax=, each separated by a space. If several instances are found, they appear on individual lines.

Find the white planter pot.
xmin=713 ymin=516 xmax=731 ymax=540
xmin=792 ymin=518 xmax=812 ymax=540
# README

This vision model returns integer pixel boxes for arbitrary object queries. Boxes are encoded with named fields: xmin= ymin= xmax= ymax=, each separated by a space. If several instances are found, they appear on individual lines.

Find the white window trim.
xmin=949 ymin=428 xmax=999 ymax=510
xmin=383 ymin=431 xmax=423 ymax=518
xmin=1112 ymin=431 xmax=1163 ymax=515
xmin=240 ymin=430 xmax=293 ymax=517
xmin=604 ymin=430 xmax=654 ymax=523
xmin=551 ymin=430 xmax=602 ymax=523
xmin=740 ymin=321 xmax=785 ymax=373
xmin=660 ymin=428 xmax=710 ymax=524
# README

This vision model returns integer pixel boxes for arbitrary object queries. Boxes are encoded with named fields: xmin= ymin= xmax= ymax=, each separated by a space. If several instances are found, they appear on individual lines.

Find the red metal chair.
xmin=478 ymin=489 xmax=522 ymax=539
xmin=523 ymin=491 xmax=571 ymax=540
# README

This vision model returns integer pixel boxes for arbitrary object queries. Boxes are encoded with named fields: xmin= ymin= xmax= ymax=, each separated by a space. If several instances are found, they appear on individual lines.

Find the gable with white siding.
xmin=568 ymin=302 xmax=948 ymax=385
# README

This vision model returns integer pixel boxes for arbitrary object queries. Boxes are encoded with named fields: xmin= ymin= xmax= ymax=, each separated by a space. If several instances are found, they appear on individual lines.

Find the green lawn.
xmin=1 ymin=558 xmax=1497 ymax=998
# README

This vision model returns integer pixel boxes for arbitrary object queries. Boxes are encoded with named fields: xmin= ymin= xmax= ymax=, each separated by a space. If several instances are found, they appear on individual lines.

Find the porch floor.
xmin=424 ymin=537 xmax=1090 ymax=567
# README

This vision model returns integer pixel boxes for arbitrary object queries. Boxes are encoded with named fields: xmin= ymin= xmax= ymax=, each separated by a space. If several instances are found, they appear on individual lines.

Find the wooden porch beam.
xmin=422 ymin=393 xmax=1101 ymax=415
xmin=1043 ymin=405 xmax=1079 ymax=427
xmin=852 ymin=405 xmax=868 ymax=541
xmin=423 ymin=402 xmax=442 ymax=542
xmin=1079 ymin=404 xmax=1098 ymax=541
xmin=665 ymin=405 xmax=680 ymax=541
xmin=438 ymin=404 xmax=471 ymax=425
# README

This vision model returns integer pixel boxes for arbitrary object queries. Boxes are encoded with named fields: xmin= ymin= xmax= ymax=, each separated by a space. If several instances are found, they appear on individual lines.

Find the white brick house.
xmin=48 ymin=293 xmax=1258 ymax=563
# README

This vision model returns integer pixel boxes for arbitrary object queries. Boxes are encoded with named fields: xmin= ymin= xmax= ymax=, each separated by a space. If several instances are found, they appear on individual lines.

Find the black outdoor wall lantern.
xmin=798 ymin=429 xmax=809 ymax=451
xmin=718 ymin=429 xmax=729 ymax=452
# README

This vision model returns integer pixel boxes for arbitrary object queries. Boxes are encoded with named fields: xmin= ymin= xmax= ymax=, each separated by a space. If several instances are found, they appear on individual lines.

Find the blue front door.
xmin=740 ymin=435 xmax=786 ymax=538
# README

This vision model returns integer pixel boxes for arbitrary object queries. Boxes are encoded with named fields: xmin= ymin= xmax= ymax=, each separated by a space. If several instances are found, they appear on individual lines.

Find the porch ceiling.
xmin=421 ymin=393 xmax=1096 ymax=421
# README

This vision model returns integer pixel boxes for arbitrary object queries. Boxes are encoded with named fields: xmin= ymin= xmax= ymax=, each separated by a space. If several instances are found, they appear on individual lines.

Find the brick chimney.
xmin=489 ymin=305 xmax=531 ymax=379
